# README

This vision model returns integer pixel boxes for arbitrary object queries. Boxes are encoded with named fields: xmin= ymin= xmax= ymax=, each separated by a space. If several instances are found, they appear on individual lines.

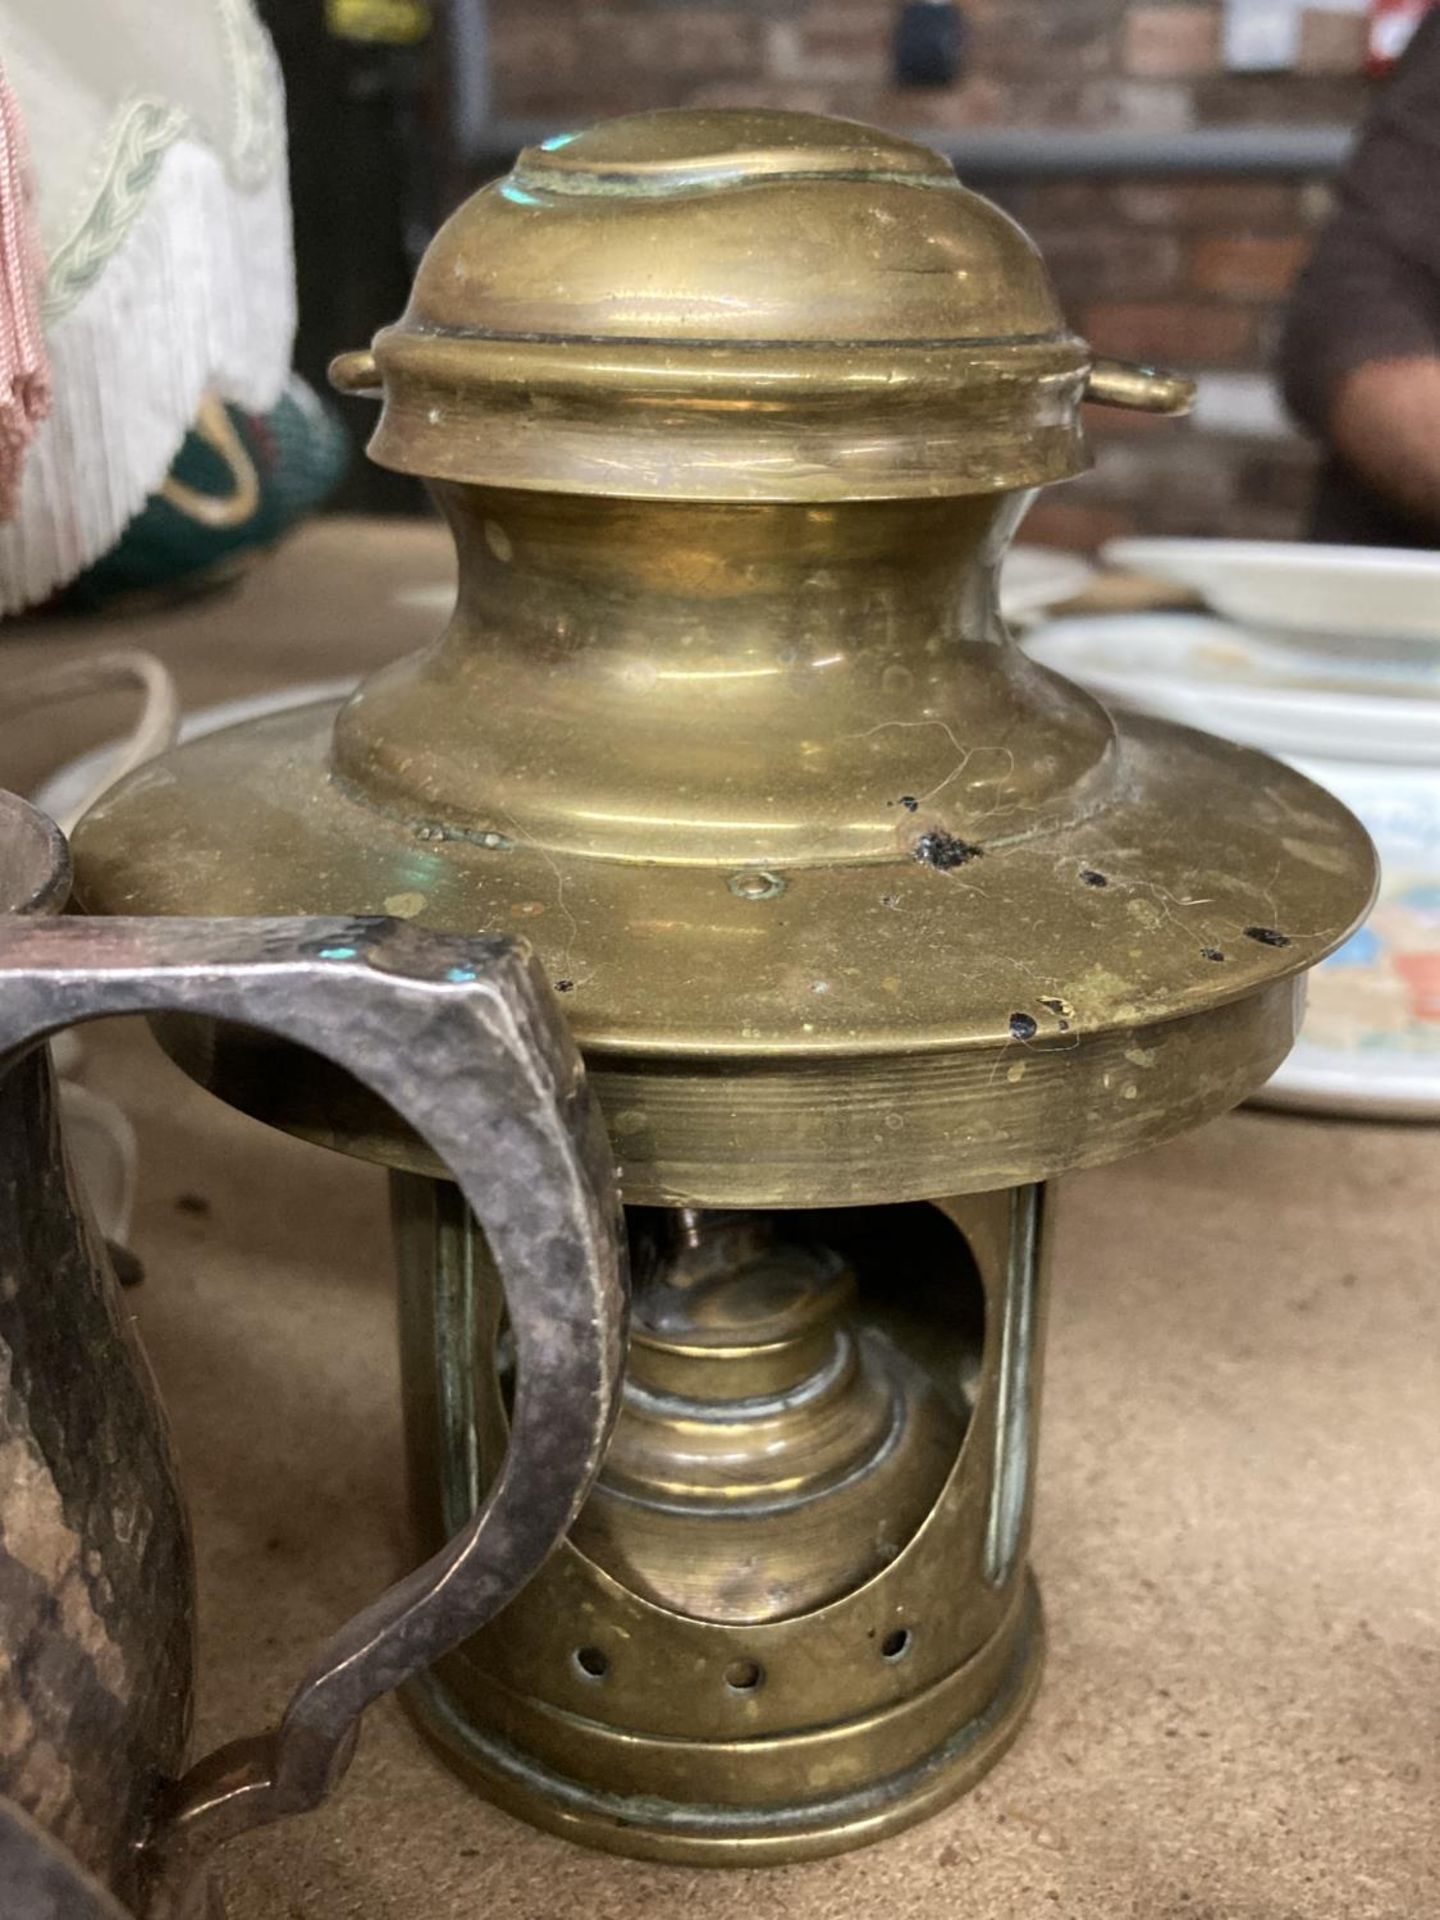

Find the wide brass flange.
xmin=69 ymin=108 xmax=1378 ymax=1863
xmin=73 ymin=111 xmax=1374 ymax=1213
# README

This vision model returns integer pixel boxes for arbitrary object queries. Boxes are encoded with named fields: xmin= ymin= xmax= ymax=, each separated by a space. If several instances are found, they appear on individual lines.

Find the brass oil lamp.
xmin=72 ymin=111 xmax=1376 ymax=1866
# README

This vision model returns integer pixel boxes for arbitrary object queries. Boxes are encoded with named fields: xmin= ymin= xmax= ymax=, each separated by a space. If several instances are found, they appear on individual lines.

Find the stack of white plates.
xmin=1027 ymin=539 xmax=1440 ymax=1120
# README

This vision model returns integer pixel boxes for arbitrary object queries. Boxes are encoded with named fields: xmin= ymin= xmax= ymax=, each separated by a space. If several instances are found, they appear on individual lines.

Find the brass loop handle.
xmin=1084 ymin=356 xmax=1196 ymax=416
xmin=328 ymin=348 xmax=381 ymax=397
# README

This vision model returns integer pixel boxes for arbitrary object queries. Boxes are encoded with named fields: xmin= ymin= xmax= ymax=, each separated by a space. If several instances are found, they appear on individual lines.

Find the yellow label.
xmin=325 ymin=0 xmax=431 ymax=46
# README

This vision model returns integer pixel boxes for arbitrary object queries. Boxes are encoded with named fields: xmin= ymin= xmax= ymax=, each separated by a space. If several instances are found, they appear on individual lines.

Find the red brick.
xmin=687 ymin=79 xmax=837 ymax=115
xmin=801 ymin=4 xmax=893 ymax=68
xmin=578 ymin=8 xmax=761 ymax=89
xmin=877 ymin=76 xmax=1011 ymax=130
xmin=1084 ymin=301 xmax=1257 ymax=367
xmin=1087 ymin=436 xmax=1237 ymax=528
xmin=1087 ymin=78 xmax=1198 ymax=131
xmin=1114 ymin=180 xmax=1301 ymax=230
xmin=1192 ymin=72 xmax=1366 ymax=124
xmin=1122 ymin=5 xmax=1222 ymax=78
xmin=1298 ymin=6 xmax=1368 ymax=74
xmin=972 ymin=0 xmax=1114 ymax=79
xmin=1006 ymin=183 xmax=1118 ymax=227
xmin=1191 ymin=231 xmax=1310 ymax=300
xmin=490 ymin=13 xmax=582 ymax=90
xmin=1033 ymin=227 xmax=1185 ymax=305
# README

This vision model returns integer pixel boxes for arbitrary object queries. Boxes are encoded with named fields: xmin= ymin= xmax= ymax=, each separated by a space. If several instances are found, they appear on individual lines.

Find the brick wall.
xmin=991 ymin=172 xmax=1338 ymax=550
xmin=491 ymin=0 xmax=1380 ymax=548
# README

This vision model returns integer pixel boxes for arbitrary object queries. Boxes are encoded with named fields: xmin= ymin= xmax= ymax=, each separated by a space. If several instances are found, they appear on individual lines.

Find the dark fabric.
xmin=1279 ymin=11 xmax=1440 ymax=547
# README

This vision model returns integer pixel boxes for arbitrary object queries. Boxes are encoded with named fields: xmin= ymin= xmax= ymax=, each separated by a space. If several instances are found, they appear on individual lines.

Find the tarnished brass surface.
xmin=67 ymin=107 xmax=1378 ymax=1862
xmin=397 ymin=1181 xmax=1049 ymax=1860
xmin=74 ymin=495 xmax=1370 ymax=1206
xmin=73 ymin=112 xmax=1375 ymax=1210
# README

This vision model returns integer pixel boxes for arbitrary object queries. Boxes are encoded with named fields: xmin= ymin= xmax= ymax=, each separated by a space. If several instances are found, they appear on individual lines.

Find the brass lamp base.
xmin=404 ymin=1583 xmax=1043 ymax=1865
xmin=394 ymin=1183 xmax=1052 ymax=1864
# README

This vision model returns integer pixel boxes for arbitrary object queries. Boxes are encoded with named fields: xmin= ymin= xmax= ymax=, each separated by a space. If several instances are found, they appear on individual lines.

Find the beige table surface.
xmin=2 ymin=522 xmax=1437 ymax=1920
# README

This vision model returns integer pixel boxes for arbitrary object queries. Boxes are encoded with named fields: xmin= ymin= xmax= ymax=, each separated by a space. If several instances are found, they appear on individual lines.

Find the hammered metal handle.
xmin=0 ymin=914 xmax=626 ymax=1917
xmin=1084 ymin=356 xmax=1196 ymax=416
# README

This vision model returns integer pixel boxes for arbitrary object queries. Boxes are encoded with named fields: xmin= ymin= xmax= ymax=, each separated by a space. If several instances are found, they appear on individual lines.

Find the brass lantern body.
xmin=72 ymin=110 xmax=1376 ymax=1864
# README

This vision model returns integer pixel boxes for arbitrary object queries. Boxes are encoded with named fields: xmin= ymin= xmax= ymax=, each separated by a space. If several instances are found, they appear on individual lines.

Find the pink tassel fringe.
xmin=0 ymin=64 xmax=50 ymax=522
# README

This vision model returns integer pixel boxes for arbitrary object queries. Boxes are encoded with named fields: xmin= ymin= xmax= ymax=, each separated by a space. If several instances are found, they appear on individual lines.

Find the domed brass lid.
xmin=330 ymin=109 xmax=1187 ymax=502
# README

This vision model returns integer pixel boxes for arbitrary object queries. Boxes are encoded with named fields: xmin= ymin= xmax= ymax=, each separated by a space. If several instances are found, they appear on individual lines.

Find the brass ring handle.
xmin=0 ymin=912 xmax=626 ymax=1919
xmin=328 ymin=349 xmax=381 ymax=397
xmin=1084 ymin=356 xmax=1196 ymax=416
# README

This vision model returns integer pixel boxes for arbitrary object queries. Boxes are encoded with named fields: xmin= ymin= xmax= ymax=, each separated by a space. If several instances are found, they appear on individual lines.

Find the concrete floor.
xmin=3 ymin=524 xmax=1437 ymax=1919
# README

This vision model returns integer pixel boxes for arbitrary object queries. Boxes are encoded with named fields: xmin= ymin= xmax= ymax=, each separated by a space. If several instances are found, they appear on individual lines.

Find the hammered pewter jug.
xmin=0 ymin=790 xmax=625 ymax=1915
xmin=71 ymin=110 xmax=1378 ymax=1863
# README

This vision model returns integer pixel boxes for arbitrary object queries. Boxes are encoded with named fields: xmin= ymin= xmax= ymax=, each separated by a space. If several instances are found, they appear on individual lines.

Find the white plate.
xmin=1026 ymin=612 xmax=1440 ymax=1120
xmin=999 ymin=546 xmax=1095 ymax=626
xmin=32 ymin=680 xmax=358 ymax=828
xmin=1024 ymin=612 xmax=1440 ymax=764
xmin=1104 ymin=537 xmax=1440 ymax=651
xmin=1253 ymin=1044 xmax=1440 ymax=1122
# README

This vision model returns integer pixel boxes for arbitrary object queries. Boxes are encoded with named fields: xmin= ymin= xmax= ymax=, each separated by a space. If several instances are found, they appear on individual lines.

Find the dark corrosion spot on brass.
xmin=1243 ymin=926 xmax=1291 ymax=949
xmin=914 ymin=831 xmax=984 ymax=871
xmin=895 ymin=795 xmax=919 ymax=813
xmin=1080 ymin=868 xmax=1109 ymax=888
xmin=1009 ymin=1012 xmax=1038 ymax=1041
xmin=1040 ymin=997 xmax=1066 ymax=1013
xmin=881 ymin=1628 xmax=912 ymax=1661
xmin=175 ymin=1191 xmax=210 ymax=1217
xmin=574 ymin=1646 xmax=609 ymax=1680
xmin=108 ymin=1240 xmax=146 ymax=1288
xmin=555 ymin=978 xmax=576 ymax=992
xmin=1201 ymin=947 xmax=1226 ymax=963
xmin=724 ymin=1659 xmax=764 ymax=1692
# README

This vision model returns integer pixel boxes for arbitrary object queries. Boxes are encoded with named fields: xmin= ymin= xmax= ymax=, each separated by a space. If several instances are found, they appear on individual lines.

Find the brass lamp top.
xmin=73 ymin=110 xmax=1377 ymax=1209
xmin=330 ymin=108 xmax=1183 ymax=501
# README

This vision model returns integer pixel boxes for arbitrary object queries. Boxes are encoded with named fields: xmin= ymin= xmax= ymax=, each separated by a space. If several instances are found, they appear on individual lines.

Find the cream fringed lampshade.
xmin=0 ymin=0 xmax=294 ymax=613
